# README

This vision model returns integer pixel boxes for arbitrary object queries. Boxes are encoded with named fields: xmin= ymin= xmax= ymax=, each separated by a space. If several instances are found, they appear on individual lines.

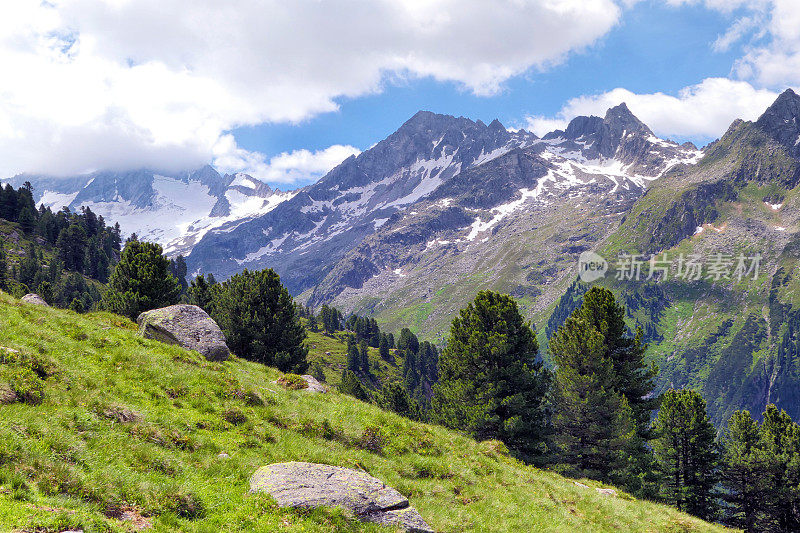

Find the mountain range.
xmin=13 ymin=89 xmax=800 ymax=424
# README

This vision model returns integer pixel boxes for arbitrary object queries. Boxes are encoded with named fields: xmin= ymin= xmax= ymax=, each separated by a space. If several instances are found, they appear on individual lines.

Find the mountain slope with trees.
xmin=550 ymin=89 xmax=800 ymax=427
xmin=0 ymin=293 xmax=729 ymax=533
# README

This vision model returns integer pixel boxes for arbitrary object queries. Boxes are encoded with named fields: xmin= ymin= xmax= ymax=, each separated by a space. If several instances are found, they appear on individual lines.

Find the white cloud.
xmin=0 ymin=0 xmax=626 ymax=180
xmin=666 ymin=1 xmax=800 ymax=89
xmin=712 ymin=16 xmax=761 ymax=52
xmin=523 ymin=78 xmax=780 ymax=140
xmin=213 ymin=137 xmax=361 ymax=185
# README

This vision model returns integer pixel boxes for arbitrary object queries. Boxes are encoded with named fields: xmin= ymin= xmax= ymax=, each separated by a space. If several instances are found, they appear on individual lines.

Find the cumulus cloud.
xmin=667 ymin=1 xmax=800 ymax=89
xmin=0 ymin=0 xmax=626 ymax=180
xmin=522 ymin=78 xmax=780 ymax=140
xmin=213 ymin=137 xmax=361 ymax=184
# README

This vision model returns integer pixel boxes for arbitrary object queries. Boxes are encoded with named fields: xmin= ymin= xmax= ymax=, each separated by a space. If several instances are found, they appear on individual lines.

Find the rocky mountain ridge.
xmin=185 ymin=104 xmax=699 ymax=299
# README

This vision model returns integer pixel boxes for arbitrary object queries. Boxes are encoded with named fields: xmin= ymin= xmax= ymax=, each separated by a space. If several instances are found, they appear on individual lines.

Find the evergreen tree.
xmin=379 ymin=334 xmax=391 ymax=361
xmin=339 ymin=369 xmax=369 ymax=401
xmin=319 ymin=305 xmax=341 ymax=334
xmin=211 ymin=268 xmax=308 ymax=373
xmin=376 ymin=382 xmax=421 ymax=420
xmin=757 ymin=404 xmax=800 ymax=532
xmin=37 ymin=280 xmax=53 ymax=304
xmin=169 ymin=255 xmax=189 ymax=294
xmin=346 ymin=338 xmax=360 ymax=372
xmin=431 ymin=291 xmax=550 ymax=462
xmin=56 ymin=223 xmax=88 ymax=273
xmin=102 ymin=240 xmax=181 ymax=319
xmin=551 ymin=287 xmax=659 ymax=495
xmin=0 ymin=183 xmax=17 ymax=220
xmin=307 ymin=314 xmax=318 ymax=332
xmin=549 ymin=313 xmax=637 ymax=483
xmin=573 ymin=287 xmax=660 ymax=438
xmin=187 ymin=274 xmax=214 ymax=312
xmin=0 ymin=240 xmax=6 ymax=291
xmin=720 ymin=410 xmax=765 ymax=531
xmin=402 ymin=349 xmax=420 ymax=394
xmin=17 ymin=205 xmax=36 ymax=234
xmin=358 ymin=340 xmax=369 ymax=372
xmin=397 ymin=328 xmax=419 ymax=354
xmin=69 ymin=297 xmax=84 ymax=313
xmin=652 ymin=389 xmax=719 ymax=520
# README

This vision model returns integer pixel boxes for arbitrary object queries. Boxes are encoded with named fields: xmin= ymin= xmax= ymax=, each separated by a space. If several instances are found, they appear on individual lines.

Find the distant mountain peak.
xmin=603 ymin=102 xmax=651 ymax=134
xmin=488 ymin=118 xmax=505 ymax=132
xmin=756 ymin=88 xmax=800 ymax=157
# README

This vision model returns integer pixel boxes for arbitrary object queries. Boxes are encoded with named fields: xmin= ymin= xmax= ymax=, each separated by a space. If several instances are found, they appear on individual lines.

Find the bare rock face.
xmin=21 ymin=293 xmax=49 ymax=306
xmin=249 ymin=462 xmax=433 ymax=532
xmin=137 ymin=304 xmax=229 ymax=361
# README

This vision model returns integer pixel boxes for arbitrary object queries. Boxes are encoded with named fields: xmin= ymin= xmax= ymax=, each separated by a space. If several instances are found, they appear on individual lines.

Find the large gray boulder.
xmin=21 ymin=293 xmax=48 ymax=306
xmin=250 ymin=462 xmax=433 ymax=532
xmin=137 ymin=304 xmax=229 ymax=361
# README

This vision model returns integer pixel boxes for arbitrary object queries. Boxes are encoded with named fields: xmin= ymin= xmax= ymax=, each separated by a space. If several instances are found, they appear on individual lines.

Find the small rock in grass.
xmin=218 ymin=452 xmax=231 ymax=459
xmin=596 ymin=488 xmax=617 ymax=497
xmin=300 ymin=375 xmax=328 ymax=393
xmin=21 ymin=293 xmax=49 ymax=306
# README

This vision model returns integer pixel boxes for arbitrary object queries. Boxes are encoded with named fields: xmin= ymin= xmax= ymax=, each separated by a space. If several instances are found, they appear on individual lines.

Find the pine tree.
xmin=56 ymin=223 xmax=88 ymax=273
xmin=549 ymin=313 xmax=637 ymax=483
xmin=757 ymin=404 xmax=800 ymax=532
xmin=397 ymin=328 xmax=419 ymax=354
xmin=69 ymin=297 xmax=84 ymax=313
xmin=377 ymin=382 xmax=421 ymax=420
xmin=573 ymin=287 xmax=659 ymax=438
xmin=431 ymin=291 xmax=550 ymax=462
xmin=652 ymin=389 xmax=719 ymax=520
xmin=211 ymin=268 xmax=308 ymax=373
xmin=339 ymin=369 xmax=369 ymax=401
xmin=37 ymin=280 xmax=53 ymax=304
xmin=17 ymin=205 xmax=36 ymax=234
xmin=402 ymin=349 xmax=420 ymax=394
xmin=358 ymin=340 xmax=369 ymax=372
xmin=0 ymin=183 xmax=17 ymax=220
xmin=551 ymin=287 xmax=659 ymax=495
xmin=346 ymin=338 xmax=360 ymax=372
xmin=169 ymin=255 xmax=189 ymax=294
xmin=720 ymin=410 xmax=764 ymax=531
xmin=187 ymin=274 xmax=214 ymax=312
xmin=307 ymin=314 xmax=318 ymax=332
xmin=102 ymin=240 xmax=181 ymax=319
xmin=0 ymin=240 xmax=7 ymax=291
xmin=379 ymin=334 xmax=391 ymax=362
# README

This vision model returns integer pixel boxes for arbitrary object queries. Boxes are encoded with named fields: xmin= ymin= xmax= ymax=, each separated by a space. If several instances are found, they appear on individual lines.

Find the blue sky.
xmin=0 ymin=1 xmax=796 ymax=185
xmin=233 ymin=1 xmax=745 ymax=158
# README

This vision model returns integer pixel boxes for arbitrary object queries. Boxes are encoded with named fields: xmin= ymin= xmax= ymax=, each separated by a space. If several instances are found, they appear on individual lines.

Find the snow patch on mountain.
xmin=39 ymin=191 xmax=79 ymax=211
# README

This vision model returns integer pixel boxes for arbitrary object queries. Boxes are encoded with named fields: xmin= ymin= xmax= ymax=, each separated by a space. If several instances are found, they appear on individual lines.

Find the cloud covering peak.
xmin=0 ymin=0 xmax=626 ymax=181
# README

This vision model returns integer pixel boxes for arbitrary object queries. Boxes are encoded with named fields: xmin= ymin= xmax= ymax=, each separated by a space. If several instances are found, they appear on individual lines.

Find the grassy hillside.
xmin=0 ymin=293 xmax=731 ymax=532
